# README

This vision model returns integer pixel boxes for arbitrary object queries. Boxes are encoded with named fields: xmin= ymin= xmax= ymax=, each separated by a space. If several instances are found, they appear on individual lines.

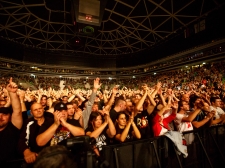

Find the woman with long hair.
xmin=85 ymin=110 xmax=116 ymax=155
xmin=114 ymin=112 xmax=141 ymax=143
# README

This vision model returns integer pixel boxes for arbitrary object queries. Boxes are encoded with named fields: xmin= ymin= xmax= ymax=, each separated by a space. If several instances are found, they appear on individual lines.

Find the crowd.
xmin=1 ymin=57 xmax=225 ymax=167
xmin=1 ymin=43 xmax=224 ymax=77
xmin=1 ymin=60 xmax=225 ymax=92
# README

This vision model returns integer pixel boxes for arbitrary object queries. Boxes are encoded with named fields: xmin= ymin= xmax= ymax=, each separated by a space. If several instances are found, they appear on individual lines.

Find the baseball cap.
xmin=0 ymin=107 xmax=13 ymax=114
xmin=54 ymin=102 xmax=67 ymax=111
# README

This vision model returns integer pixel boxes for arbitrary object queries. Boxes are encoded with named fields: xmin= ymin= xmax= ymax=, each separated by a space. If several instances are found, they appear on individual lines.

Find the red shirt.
xmin=152 ymin=113 xmax=176 ymax=136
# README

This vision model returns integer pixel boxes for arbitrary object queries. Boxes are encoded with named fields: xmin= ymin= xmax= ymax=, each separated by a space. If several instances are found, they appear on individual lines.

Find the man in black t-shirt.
xmin=0 ymin=78 xmax=22 ymax=167
xmin=18 ymin=103 xmax=54 ymax=164
xmin=110 ymin=98 xmax=126 ymax=123
xmin=36 ymin=102 xmax=85 ymax=147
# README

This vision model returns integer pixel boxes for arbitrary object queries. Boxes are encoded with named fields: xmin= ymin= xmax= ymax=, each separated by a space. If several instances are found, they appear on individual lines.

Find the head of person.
xmin=66 ymin=103 xmax=75 ymax=118
xmin=54 ymin=102 xmax=68 ymax=120
xmin=181 ymin=94 xmax=190 ymax=102
xmin=143 ymin=98 xmax=151 ymax=110
xmin=210 ymin=97 xmax=221 ymax=108
xmin=62 ymin=96 xmax=68 ymax=104
xmin=72 ymin=100 xmax=79 ymax=110
xmin=125 ymin=101 xmax=134 ymax=114
xmin=116 ymin=112 xmax=127 ymax=127
xmin=31 ymin=103 xmax=44 ymax=119
xmin=40 ymin=95 xmax=48 ymax=107
xmin=135 ymin=94 xmax=142 ymax=100
xmin=91 ymin=102 xmax=99 ymax=112
xmin=178 ymin=101 xmax=190 ymax=112
xmin=98 ymin=92 xmax=103 ymax=99
xmin=114 ymin=98 xmax=126 ymax=112
xmin=30 ymin=94 xmax=36 ymax=102
xmin=33 ymin=145 xmax=77 ymax=168
xmin=94 ymin=95 xmax=100 ymax=103
xmin=46 ymin=97 xmax=52 ymax=107
xmin=88 ymin=112 xmax=103 ymax=129
xmin=0 ymin=106 xmax=12 ymax=131
xmin=189 ymin=95 xmax=202 ymax=108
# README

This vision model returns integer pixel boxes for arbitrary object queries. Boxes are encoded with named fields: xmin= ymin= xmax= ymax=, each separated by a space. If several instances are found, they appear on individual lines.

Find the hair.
xmin=30 ymin=102 xmax=43 ymax=111
xmin=62 ymin=95 xmax=68 ymax=99
xmin=33 ymin=145 xmax=77 ymax=168
xmin=115 ymin=112 xmax=127 ymax=127
xmin=87 ymin=112 xmax=103 ymax=129
xmin=71 ymin=100 xmax=79 ymax=106
xmin=189 ymin=95 xmax=200 ymax=108
xmin=210 ymin=96 xmax=220 ymax=103
xmin=114 ymin=98 xmax=125 ymax=107
xmin=66 ymin=102 xmax=73 ymax=106
xmin=116 ymin=112 xmax=127 ymax=120
xmin=93 ymin=102 xmax=99 ymax=107
xmin=80 ymin=99 xmax=88 ymax=110
xmin=51 ymin=101 xmax=61 ymax=109
xmin=41 ymin=95 xmax=47 ymax=100
xmin=178 ymin=101 xmax=186 ymax=112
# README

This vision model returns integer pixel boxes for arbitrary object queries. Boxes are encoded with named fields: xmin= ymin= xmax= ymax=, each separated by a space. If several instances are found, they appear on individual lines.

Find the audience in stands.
xmin=0 ymin=59 xmax=225 ymax=167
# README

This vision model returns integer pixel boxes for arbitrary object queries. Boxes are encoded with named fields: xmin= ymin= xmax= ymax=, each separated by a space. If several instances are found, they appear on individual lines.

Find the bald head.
xmin=30 ymin=103 xmax=44 ymax=119
xmin=114 ymin=99 xmax=126 ymax=112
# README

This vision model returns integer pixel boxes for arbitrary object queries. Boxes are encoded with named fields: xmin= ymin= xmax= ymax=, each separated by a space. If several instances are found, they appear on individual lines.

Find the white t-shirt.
xmin=209 ymin=106 xmax=225 ymax=119
xmin=159 ymin=124 xmax=168 ymax=136
xmin=175 ymin=113 xmax=195 ymax=145
xmin=175 ymin=113 xmax=193 ymax=132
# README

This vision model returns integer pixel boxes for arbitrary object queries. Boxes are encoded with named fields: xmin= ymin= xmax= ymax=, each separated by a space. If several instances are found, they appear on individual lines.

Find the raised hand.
xmin=17 ymin=89 xmax=25 ymax=101
xmin=59 ymin=117 xmax=67 ymax=127
xmin=102 ymin=107 xmax=110 ymax=116
xmin=112 ymin=86 xmax=118 ymax=95
xmin=93 ymin=77 xmax=101 ymax=90
xmin=171 ymin=101 xmax=178 ymax=109
xmin=141 ymin=84 xmax=149 ymax=93
xmin=6 ymin=77 xmax=18 ymax=93
xmin=167 ymin=89 xmax=172 ymax=95
xmin=157 ymin=88 xmax=162 ymax=95
xmin=104 ymin=113 xmax=109 ymax=124
xmin=53 ymin=111 xmax=62 ymax=126
xmin=128 ymin=112 xmax=134 ymax=124
xmin=156 ymin=82 xmax=162 ymax=90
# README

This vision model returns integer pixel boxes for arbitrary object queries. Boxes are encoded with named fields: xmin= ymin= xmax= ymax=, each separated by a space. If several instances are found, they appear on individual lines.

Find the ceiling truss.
xmin=0 ymin=0 xmax=224 ymax=55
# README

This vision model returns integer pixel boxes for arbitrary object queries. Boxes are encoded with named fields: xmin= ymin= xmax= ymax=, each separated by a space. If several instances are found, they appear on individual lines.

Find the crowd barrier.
xmin=102 ymin=125 xmax=225 ymax=168
xmin=5 ymin=125 xmax=225 ymax=168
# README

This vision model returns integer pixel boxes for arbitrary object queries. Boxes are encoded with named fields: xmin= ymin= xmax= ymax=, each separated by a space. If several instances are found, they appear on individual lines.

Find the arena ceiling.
xmin=0 ymin=0 xmax=224 ymax=56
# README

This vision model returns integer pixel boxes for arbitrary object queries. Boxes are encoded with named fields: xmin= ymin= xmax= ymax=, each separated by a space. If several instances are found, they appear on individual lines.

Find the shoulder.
xmin=4 ymin=122 xmax=20 ymax=133
xmin=142 ymin=110 xmax=149 ymax=115
xmin=110 ymin=109 xmax=116 ymax=114
xmin=43 ymin=117 xmax=54 ymax=127
xmin=41 ymin=117 xmax=54 ymax=128
xmin=44 ymin=112 xmax=54 ymax=119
